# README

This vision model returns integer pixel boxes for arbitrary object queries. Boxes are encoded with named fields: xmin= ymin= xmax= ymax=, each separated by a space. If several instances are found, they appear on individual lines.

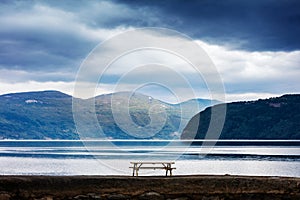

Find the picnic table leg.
xmin=166 ymin=164 xmax=170 ymax=176
xmin=136 ymin=163 xmax=142 ymax=177
xmin=132 ymin=164 xmax=136 ymax=176
xmin=165 ymin=168 xmax=168 ymax=176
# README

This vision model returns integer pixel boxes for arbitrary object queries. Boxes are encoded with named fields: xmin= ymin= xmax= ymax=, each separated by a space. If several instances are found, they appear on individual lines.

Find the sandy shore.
xmin=0 ymin=175 xmax=299 ymax=199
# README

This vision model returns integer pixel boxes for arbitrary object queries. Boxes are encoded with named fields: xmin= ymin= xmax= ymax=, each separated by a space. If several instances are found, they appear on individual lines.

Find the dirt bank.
xmin=0 ymin=175 xmax=299 ymax=199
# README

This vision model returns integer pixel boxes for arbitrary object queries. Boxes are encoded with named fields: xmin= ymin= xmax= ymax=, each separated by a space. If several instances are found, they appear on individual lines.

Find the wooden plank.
xmin=134 ymin=167 xmax=166 ymax=169
xmin=130 ymin=161 xmax=175 ymax=164
xmin=129 ymin=167 xmax=176 ymax=169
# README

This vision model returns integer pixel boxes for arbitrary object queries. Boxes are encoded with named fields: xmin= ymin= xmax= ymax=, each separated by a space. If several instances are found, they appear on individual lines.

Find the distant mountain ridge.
xmin=0 ymin=90 xmax=216 ymax=140
xmin=1 ymin=90 xmax=72 ymax=99
xmin=0 ymin=91 xmax=75 ymax=139
xmin=182 ymin=94 xmax=300 ymax=140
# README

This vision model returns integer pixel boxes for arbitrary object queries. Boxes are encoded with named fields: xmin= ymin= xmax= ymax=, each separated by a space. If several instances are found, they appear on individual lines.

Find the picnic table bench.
xmin=130 ymin=161 xmax=176 ymax=176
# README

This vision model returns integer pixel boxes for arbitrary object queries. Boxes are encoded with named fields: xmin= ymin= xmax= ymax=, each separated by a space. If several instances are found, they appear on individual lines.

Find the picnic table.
xmin=130 ymin=161 xmax=175 ymax=176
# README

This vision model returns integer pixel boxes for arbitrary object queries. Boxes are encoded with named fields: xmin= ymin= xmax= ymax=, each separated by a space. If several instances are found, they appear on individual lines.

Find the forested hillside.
xmin=182 ymin=94 xmax=300 ymax=139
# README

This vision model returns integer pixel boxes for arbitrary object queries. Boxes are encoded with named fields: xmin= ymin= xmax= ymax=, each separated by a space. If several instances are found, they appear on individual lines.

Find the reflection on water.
xmin=0 ymin=140 xmax=299 ymax=177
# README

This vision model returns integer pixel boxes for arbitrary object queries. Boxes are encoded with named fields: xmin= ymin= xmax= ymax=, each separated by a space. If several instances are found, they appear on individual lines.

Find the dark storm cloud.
xmin=1 ymin=0 xmax=299 ymax=91
xmin=0 ymin=0 xmax=159 ymax=75
xmin=116 ymin=0 xmax=300 ymax=51
xmin=0 ymin=33 xmax=89 ymax=70
xmin=2 ymin=0 xmax=299 ymax=74
xmin=0 ymin=1 xmax=99 ymax=74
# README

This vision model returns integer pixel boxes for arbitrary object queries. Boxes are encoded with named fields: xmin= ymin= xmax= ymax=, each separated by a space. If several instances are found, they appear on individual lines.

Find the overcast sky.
xmin=0 ymin=0 xmax=300 ymax=102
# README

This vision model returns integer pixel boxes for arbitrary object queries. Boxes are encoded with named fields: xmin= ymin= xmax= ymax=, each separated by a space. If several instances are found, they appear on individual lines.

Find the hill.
xmin=0 ymin=91 xmax=76 ymax=139
xmin=0 ymin=91 xmax=215 ymax=140
xmin=181 ymin=94 xmax=300 ymax=139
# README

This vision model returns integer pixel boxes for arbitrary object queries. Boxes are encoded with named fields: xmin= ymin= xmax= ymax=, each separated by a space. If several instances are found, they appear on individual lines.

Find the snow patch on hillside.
xmin=25 ymin=99 xmax=39 ymax=104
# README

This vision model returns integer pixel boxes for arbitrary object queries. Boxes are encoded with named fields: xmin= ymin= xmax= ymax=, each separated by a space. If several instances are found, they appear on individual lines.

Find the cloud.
xmin=0 ymin=80 xmax=75 ymax=96
xmin=72 ymin=28 xmax=300 ymax=102
xmin=0 ymin=2 xmax=128 ymax=72
xmin=1 ymin=0 xmax=300 ymax=75
xmin=74 ymin=1 xmax=161 ymax=28
xmin=72 ymin=28 xmax=221 ymax=102
xmin=224 ymin=92 xmax=282 ymax=102
xmin=117 ymin=0 xmax=300 ymax=51
xmin=0 ymin=1 xmax=299 ymax=103
xmin=0 ymin=68 xmax=75 ymax=83
xmin=1 ymin=0 xmax=299 ymax=73
xmin=197 ymin=40 xmax=300 ymax=95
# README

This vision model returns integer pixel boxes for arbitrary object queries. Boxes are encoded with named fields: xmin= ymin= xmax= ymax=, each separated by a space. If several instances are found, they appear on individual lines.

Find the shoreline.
xmin=0 ymin=175 xmax=300 ymax=199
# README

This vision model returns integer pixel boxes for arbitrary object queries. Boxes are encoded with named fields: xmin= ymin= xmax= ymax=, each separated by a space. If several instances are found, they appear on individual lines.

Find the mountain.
xmin=0 ymin=91 xmax=77 ymax=139
xmin=181 ymin=94 xmax=300 ymax=140
xmin=174 ymin=98 xmax=219 ymax=121
xmin=171 ymin=98 xmax=220 ymax=134
xmin=85 ymin=92 xmax=179 ymax=139
xmin=0 ymin=90 xmax=216 ymax=140
xmin=70 ymin=92 xmax=217 ymax=139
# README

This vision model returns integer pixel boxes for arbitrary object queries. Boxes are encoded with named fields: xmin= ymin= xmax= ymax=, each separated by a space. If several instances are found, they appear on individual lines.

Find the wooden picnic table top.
xmin=130 ymin=161 xmax=175 ymax=164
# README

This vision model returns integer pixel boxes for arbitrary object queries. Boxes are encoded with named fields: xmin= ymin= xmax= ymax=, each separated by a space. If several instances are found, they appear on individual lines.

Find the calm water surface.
xmin=0 ymin=140 xmax=299 ymax=177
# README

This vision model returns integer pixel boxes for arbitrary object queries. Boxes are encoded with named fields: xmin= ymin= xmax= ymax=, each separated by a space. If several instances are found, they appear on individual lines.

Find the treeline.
xmin=182 ymin=94 xmax=300 ymax=139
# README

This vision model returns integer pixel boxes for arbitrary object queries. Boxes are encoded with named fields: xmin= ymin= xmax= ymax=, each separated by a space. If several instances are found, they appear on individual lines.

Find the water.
xmin=0 ymin=140 xmax=299 ymax=177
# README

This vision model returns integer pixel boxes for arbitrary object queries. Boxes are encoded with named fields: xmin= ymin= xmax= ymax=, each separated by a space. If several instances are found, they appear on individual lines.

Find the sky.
xmin=0 ymin=0 xmax=300 ymax=102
